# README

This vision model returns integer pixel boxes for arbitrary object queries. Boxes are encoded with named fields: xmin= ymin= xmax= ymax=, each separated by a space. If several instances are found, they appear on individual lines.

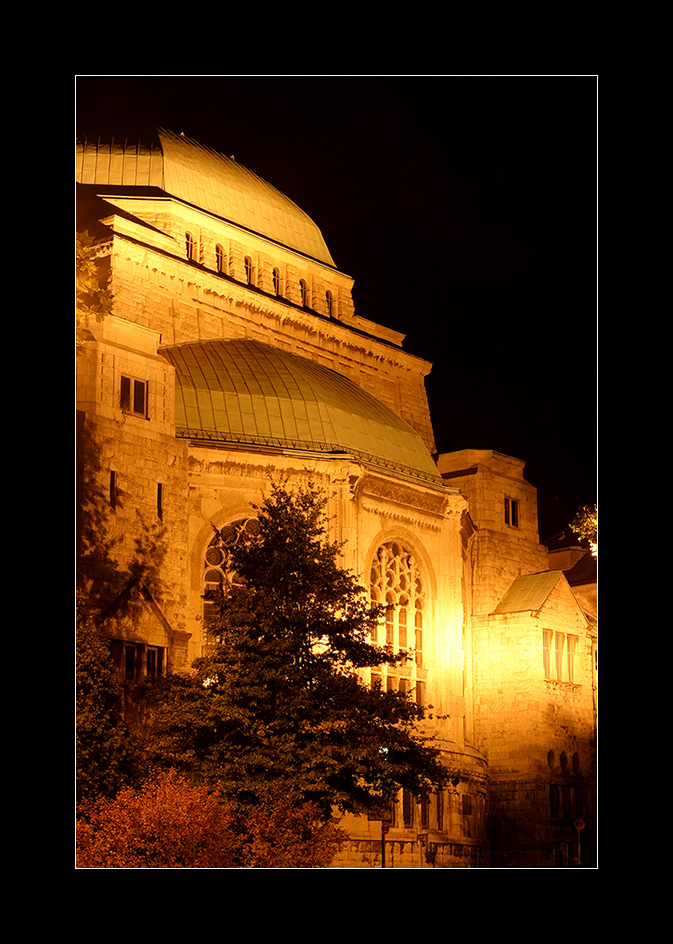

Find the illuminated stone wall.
xmin=437 ymin=450 xmax=597 ymax=867
xmin=100 ymin=200 xmax=436 ymax=455
xmin=77 ymin=135 xmax=596 ymax=866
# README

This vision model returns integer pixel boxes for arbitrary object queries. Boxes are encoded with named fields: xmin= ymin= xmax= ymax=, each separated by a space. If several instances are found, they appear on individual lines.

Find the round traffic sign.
xmin=574 ymin=818 xmax=585 ymax=831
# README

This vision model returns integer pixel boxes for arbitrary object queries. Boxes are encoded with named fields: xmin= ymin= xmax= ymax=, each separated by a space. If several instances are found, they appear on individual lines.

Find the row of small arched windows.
xmin=186 ymin=232 xmax=335 ymax=316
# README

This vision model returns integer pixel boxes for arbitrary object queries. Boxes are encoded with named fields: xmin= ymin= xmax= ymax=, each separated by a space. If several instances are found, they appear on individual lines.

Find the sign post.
xmin=381 ymin=821 xmax=389 ymax=868
xmin=574 ymin=818 xmax=585 ymax=865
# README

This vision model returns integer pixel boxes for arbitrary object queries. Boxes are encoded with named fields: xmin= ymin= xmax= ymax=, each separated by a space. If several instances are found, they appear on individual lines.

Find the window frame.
xmin=543 ymin=629 xmax=578 ymax=683
xmin=185 ymin=231 xmax=197 ymax=261
xmin=120 ymin=375 xmax=149 ymax=419
xmin=244 ymin=256 xmax=254 ymax=285
xmin=215 ymin=243 xmax=226 ymax=274
xmin=504 ymin=496 xmax=520 ymax=527
xmin=369 ymin=540 xmax=428 ymax=702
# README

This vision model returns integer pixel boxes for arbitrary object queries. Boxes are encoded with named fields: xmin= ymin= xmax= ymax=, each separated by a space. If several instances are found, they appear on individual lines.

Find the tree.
xmin=76 ymin=770 xmax=237 ymax=868
xmin=76 ymin=769 xmax=344 ymax=868
xmin=76 ymin=592 xmax=141 ymax=803
xmin=76 ymin=229 xmax=112 ymax=357
xmin=147 ymin=481 xmax=449 ymax=818
xmin=570 ymin=503 xmax=597 ymax=558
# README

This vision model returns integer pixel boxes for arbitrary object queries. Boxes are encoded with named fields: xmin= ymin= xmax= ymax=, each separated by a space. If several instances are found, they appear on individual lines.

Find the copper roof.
xmin=493 ymin=571 xmax=562 ymax=614
xmin=158 ymin=338 xmax=443 ymax=485
xmin=75 ymin=128 xmax=336 ymax=266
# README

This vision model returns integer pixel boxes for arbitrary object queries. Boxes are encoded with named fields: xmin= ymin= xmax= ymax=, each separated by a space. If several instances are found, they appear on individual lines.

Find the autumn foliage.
xmin=76 ymin=770 xmax=344 ymax=868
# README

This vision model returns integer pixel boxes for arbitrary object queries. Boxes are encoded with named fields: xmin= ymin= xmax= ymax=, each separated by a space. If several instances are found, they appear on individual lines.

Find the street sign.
xmin=574 ymin=818 xmax=585 ymax=831
xmin=381 ymin=822 xmax=390 ymax=835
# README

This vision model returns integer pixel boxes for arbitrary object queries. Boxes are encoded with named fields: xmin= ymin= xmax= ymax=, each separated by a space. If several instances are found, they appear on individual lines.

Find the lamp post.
xmin=381 ymin=820 xmax=389 ymax=868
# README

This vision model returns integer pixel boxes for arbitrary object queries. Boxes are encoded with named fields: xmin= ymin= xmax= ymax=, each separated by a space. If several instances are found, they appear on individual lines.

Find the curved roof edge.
xmin=75 ymin=128 xmax=336 ymax=266
xmin=158 ymin=337 xmax=444 ymax=488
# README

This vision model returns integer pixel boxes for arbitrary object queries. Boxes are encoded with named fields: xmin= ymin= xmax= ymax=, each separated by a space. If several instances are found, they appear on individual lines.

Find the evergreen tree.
xmin=148 ymin=481 xmax=449 ymax=817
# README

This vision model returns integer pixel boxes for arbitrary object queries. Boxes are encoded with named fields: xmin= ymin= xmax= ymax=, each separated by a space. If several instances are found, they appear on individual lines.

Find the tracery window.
xmin=369 ymin=540 xmax=427 ymax=702
xmin=202 ymin=518 xmax=260 ymax=631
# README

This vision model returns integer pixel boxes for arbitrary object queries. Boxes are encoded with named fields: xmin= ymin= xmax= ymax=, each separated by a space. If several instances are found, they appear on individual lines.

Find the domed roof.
xmin=158 ymin=338 xmax=443 ymax=485
xmin=75 ymin=129 xmax=335 ymax=266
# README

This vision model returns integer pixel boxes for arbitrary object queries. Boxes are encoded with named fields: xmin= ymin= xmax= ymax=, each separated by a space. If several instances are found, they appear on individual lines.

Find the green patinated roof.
xmin=158 ymin=338 xmax=443 ymax=485
xmin=76 ymin=128 xmax=336 ymax=266
xmin=493 ymin=571 xmax=562 ymax=614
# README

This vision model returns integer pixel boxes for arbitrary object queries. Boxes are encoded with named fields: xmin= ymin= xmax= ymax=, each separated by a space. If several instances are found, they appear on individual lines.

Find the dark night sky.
xmin=75 ymin=75 xmax=597 ymax=542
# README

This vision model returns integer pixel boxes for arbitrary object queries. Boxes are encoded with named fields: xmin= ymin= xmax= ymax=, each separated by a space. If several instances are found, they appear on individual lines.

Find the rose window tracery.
xmin=202 ymin=517 xmax=259 ymax=630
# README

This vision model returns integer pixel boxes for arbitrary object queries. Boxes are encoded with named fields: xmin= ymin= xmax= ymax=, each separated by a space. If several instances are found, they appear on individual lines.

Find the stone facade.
xmin=76 ymin=131 xmax=597 ymax=867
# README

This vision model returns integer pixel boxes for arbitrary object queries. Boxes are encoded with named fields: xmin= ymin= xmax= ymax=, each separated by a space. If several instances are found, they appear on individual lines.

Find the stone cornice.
xmin=106 ymin=216 xmax=433 ymax=376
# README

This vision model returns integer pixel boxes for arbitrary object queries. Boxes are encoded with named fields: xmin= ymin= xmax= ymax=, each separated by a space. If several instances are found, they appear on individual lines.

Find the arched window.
xmin=202 ymin=518 xmax=260 ymax=632
xmin=185 ymin=231 xmax=196 ymax=261
xmin=370 ymin=540 xmax=427 ymax=702
xmin=216 ymin=243 xmax=226 ymax=274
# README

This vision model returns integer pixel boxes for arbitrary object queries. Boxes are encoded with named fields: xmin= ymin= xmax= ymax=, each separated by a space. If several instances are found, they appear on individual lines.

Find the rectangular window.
xmin=420 ymin=794 xmax=430 ymax=829
xmin=566 ymin=634 xmax=577 ymax=683
xmin=402 ymin=789 xmax=414 ymax=828
xmin=125 ymin=643 xmax=138 ymax=682
xmin=543 ymin=629 xmax=553 ymax=678
xmin=109 ymin=470 xmax=117 ymax=510
xmin=146 ymin=646 xmax=163 ymax=679
xmin=555 ymin=632 xmax=565 ymax=680
xmin=504 ymin=496 xmax=519 ymax=527
xmin=157 ymin=483 xmax=163 ymax=521
xmin=121 ymin=376 xmax=148 ymax=418
xmin=544 ymin=630 xmax=577 ymax=682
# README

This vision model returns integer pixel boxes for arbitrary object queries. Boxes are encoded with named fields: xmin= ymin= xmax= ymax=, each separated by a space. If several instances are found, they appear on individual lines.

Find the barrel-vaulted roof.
xmin=75 ymin=128 xmax=336 ymax=266
xmin=158 ymin=338 xmax=443 ymax=485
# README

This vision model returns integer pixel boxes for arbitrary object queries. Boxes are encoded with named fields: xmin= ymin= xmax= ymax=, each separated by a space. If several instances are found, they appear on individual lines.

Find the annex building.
xmin=76 ymin=129 xmax=597 ymax=868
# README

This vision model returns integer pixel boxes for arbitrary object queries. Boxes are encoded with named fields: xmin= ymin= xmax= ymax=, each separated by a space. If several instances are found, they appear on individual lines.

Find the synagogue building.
xmin=76 ymin=129 xmax=597 ymax=868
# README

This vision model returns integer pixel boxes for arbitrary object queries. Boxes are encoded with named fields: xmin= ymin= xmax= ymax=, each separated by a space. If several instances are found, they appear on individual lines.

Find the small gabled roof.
xmin=493 ymin=571 xmax=563 ymax=615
